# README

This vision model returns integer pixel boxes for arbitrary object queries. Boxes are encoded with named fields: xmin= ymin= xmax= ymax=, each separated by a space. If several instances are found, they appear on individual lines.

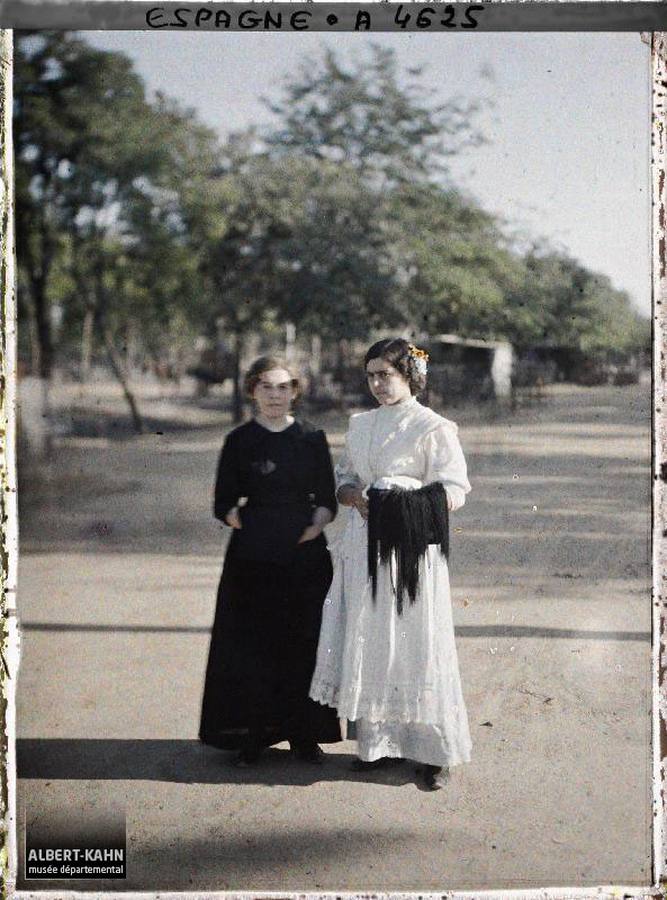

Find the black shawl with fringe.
xmin=367 ymin=481 xmax=449 ymax=616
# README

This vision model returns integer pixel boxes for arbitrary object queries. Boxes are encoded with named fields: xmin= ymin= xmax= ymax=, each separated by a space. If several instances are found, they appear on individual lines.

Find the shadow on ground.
xmin=19 ymin=622 xmax=648 ymax=641
xmin=18 ymin=825 xmax=444 ymax=893
xmin=17 ymin=739 xmax=417 ymax=787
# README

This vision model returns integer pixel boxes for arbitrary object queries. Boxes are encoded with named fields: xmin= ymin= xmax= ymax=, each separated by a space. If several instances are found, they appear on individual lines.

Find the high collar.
xmin=376 ymin=395 xmax=418 ymax=416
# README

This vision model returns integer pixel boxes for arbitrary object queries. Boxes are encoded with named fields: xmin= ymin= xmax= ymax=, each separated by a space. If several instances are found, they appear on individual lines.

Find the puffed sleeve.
xmin=423 ymin=422 xmax=471 ymax=512
xmin=313 ymin=430 xmax=338 ymax=519
xmin=213 ymin=432 xmax=241 ymax=523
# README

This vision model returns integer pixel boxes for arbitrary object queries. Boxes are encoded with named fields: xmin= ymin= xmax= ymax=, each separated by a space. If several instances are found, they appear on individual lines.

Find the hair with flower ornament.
xmin=408 ymin=343 xmax=429 ymax=377
xmin=364 ymin=337 xmax=428 ymax=395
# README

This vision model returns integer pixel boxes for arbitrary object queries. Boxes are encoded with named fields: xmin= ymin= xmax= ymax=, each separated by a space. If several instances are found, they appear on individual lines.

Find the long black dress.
xmin=199 ymin=418 xmax=342 ymax=751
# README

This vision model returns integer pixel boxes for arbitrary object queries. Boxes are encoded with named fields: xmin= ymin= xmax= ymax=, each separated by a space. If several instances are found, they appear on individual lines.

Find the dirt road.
xmin=15 ymin=383 xmax=651 ymax=891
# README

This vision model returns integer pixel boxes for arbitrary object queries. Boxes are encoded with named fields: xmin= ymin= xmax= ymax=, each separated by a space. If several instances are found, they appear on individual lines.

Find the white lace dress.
xmin=309 ymin=396 xmax=472 ymax=767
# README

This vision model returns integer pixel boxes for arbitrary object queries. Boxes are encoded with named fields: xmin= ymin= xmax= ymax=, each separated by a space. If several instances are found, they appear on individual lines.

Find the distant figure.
xmin=199 ymin=355 xmax=341 ymax=765
xmin=309 ymin=338 xmax=472 ymax=790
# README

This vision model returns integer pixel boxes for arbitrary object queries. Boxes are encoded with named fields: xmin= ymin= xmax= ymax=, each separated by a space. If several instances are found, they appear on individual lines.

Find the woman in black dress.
xmin=199 ymin=356 xmax=341 ymax=765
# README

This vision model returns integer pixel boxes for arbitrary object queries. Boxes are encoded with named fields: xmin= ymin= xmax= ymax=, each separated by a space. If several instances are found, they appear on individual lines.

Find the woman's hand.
xmin=338 ymin=485 xmax=368 ymax=520
xmin=224 ymin=507 xmax=242 ymax=529
xmin=298 ymin=524 xmax=323 ymax=544
xmin=354 ymin=492 xmax=369 ymax=519
xmin=298 ymin=505 xmax=332 ymax=543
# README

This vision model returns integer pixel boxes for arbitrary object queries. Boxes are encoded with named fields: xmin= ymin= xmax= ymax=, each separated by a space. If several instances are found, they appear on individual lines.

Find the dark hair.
xmin=364 ymin=338 xmax=427 ymax=395
xmin=243 ymin=355 xmax=301 ymax=400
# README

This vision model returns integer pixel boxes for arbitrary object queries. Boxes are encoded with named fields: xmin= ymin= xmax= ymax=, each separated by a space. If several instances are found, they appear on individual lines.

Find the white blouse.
xmin=334 ymin=395 xmax=471 ymax=510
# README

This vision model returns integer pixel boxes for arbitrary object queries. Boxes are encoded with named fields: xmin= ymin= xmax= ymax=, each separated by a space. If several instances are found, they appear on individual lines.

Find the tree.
xmin=15 ymin=32 xmax=164 ymax=379
xmin=265 ymin=44 xmax=487 ymax=187
xmin=385 ymin=184 xmax=526 ymax=340
xmin=183 ymin=145 xmax=414 ymax=419
xmin=505 ymin=249 xmax=649 ymax=356
xmin=264 ymin=158 xmax=405 ymax=339
xmin=14 ymin=32 xmax=221 ymax=431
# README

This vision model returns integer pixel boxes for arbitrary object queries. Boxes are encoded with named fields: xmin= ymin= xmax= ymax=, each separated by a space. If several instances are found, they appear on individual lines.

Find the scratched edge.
xmin=1 ymin=16 xmax=663 ymax=900
xmin=0 ymin=24 xmax=18 ymax=900
xmin=652 ymin=28 xmax=667 ymax=899
xmin=4 ymin=19 xmax=664 ymax=900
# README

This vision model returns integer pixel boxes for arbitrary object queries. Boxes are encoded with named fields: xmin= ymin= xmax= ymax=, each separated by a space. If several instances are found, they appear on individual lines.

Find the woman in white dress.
xmin=309 ymin=337 xmax=472 ymax=790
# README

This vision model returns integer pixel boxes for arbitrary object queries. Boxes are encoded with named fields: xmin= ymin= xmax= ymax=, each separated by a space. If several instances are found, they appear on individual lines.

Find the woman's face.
xmin=366 ymin=357 xmax=412 ymax=406
xmin=252 ymin=367 xmax=297 ymax=420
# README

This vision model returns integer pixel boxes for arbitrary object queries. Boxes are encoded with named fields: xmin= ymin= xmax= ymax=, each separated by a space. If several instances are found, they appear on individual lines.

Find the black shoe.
xmin=291 ymin=742 xmax=325 ymax=764
xmin=419 ymin=764 xmax=450 ymax=791
xmin=350 ymin=756 xmax=405 ymax=772
xmin=232 ymin=745 xmax=263 ymax=768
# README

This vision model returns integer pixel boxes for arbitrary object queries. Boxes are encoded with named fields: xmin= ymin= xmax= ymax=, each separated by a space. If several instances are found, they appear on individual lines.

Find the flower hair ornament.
xmin=408 ymin=343 xmax=429 ymax=376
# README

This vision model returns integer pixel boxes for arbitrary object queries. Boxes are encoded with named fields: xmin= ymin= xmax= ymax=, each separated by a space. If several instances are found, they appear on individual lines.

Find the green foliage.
xmin=184 ymin=149 xmax=407 ymax=346
xmin=505 ymin=251 xmax=649 ymax=355
xmin=14 ymin=31 xmax=219 ymax=377
xmin=265 ymin=44 xmax=487 ymax=186
xmin=15 ymin=32 xmax=648 ymax=401
xmin=386 ymin=184 xmax=527 ymax=339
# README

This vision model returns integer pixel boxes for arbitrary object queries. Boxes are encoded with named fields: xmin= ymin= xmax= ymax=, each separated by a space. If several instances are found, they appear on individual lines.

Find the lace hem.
xmin=309 ymin=676 xmax=468 ymax=727
xmin=355 ymin=730 xmax=472 ymax=768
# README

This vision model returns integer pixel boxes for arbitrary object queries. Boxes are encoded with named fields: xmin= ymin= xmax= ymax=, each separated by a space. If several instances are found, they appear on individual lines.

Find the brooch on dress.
xmin=253 ymin=459 xmax=277 ymax=476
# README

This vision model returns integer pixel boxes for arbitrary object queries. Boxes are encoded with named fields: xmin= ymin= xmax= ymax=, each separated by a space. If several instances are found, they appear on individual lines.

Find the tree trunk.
xmin=91 ymin=257 xmax=144 ymax=433
xmin=27 ymin=202 xmax=58 ymax=381
xmin=17 ymin=201 xmax=55 ymax=381
xmin=232 ymin=329 xmax=245 ymax=424
xmin=285 ymin=321 xmax=296 ymax=363
xmin=26 ymin=299 xmax=41 ymax=376
xmin=309 ymin=333 xmax=322 ymax=401
xmin=125 ymin=319 xmax=139 ymax=379
xmin=335 ymin=338 xmax=350 ymax=410
xmin=80 ymin=307 xmax=94 ymax=382
xmin=32 ymin=273 xmax=53 ymax=380
xmin=103 ymin=328 xmax=145 ymax=434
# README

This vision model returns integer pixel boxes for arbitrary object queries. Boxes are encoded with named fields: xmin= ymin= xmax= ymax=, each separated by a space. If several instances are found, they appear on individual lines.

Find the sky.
xmin=85 ymin=31 xmax=651 ymax=314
